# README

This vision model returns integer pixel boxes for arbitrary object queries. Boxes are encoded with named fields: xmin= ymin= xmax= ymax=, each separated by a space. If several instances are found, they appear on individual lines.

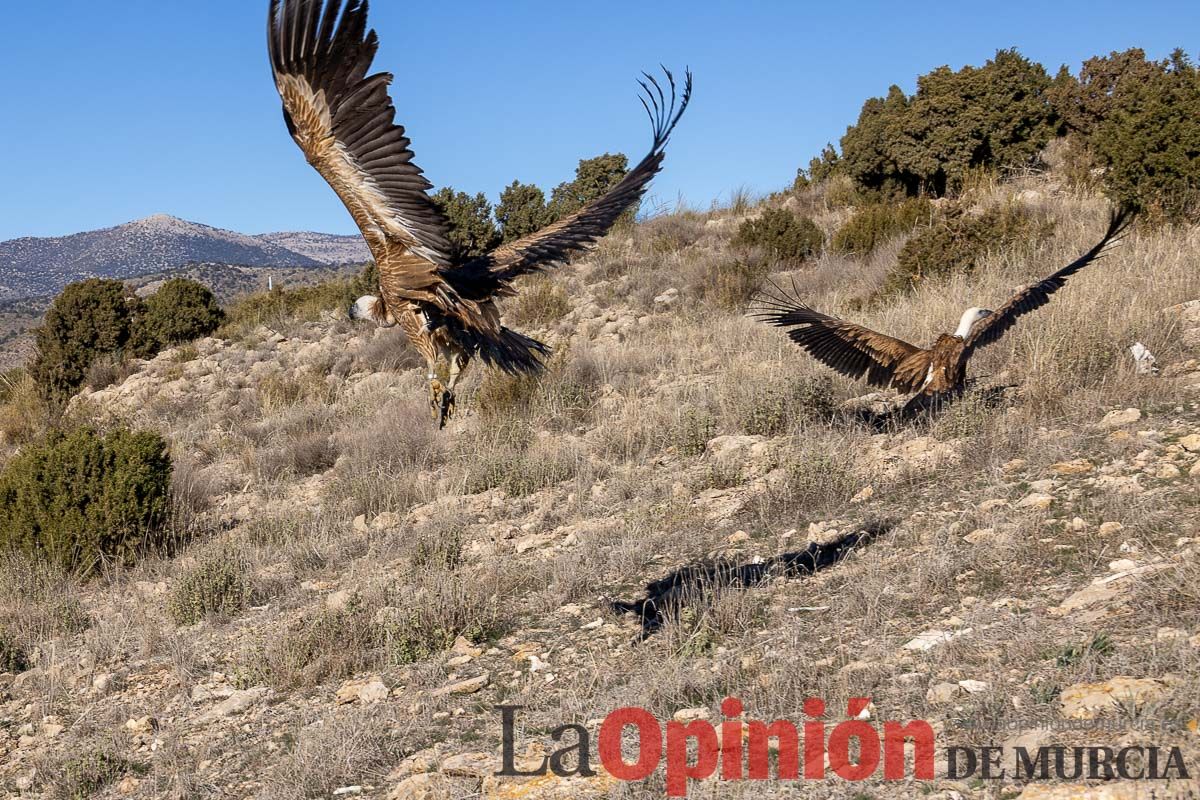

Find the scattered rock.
xmin=432 ymin=674 xmax=490 ymax=697
xmin=1100 ymin=408 xmax=1142 ymax=429
xmin=198 ymin=687 xmax=271 ymax=723
xmin=1017 ymin=492 xmax=1054 ymax=510
xmin=336 ymin=677 xmax=389 ymax=705
xmin=1049 ymin=459 xmax=1093 ymax=475
xmin=903 ymin=629 xmax=971 ymax=652
xmin=1059 ymin=677 xmax=1168 ymax=720
xmin=926 ymin=682 xmax=962 ymax=704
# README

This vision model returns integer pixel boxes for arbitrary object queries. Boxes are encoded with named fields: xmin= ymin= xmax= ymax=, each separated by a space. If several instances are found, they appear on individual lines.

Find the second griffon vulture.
xmin=268 ymin=0 xmax=691 ymax=427
xmin=753 ymin=206 xmax=1134 ymax=416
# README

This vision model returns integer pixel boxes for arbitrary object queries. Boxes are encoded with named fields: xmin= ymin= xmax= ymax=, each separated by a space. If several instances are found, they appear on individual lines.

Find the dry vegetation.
xmin=1 ymin=171 xmax=1200 ymax=799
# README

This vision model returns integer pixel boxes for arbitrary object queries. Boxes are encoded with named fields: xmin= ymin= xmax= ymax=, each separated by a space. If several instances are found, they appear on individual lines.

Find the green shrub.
xmin=168 ymin=552 xmax=253 ymax=625
xmin=134 ymin=278 xmax=224 ymax=355
xmin=732 ymin=208 xmax=824 ymax=263
xmin=1088 ymin=49 xmax=1200 ymax=222
xmin=496 ymin=180 xmax=553 ymax=242
xmin=432 ymin=188 xmax=501 ymax=260
xmin=0 ymin=629 xmax=30 ymax=673
xmin=30 ymin=279 xmax=137 ymax=406
xmin=838 ymin=49 xmax=1059 ymax=197
xmin=549 ymin=153 xmax=630 ymax=222
xmin=884 ymin=202 xmax=1055 ymax=297
xmin=0 ymin=426 xmax=173 ymax=575
xmin=831 ymin=198 xmax=933 ymax=257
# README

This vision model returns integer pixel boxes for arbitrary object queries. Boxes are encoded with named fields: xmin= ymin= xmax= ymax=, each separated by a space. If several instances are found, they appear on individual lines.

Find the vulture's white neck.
xmin=954 ymin=307 xmax=987 ymax=339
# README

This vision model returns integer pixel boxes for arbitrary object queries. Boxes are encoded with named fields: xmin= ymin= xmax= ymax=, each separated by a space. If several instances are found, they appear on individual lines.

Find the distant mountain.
xmin=256 ymin=230 xmax=369 ymax=266
xmin=0 ymin=215 xmax=369 ymax=302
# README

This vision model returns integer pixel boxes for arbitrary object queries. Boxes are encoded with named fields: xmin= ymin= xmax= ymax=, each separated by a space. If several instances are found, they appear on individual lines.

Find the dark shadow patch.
xmin=610 ymin=520 xmax=894 ymax=641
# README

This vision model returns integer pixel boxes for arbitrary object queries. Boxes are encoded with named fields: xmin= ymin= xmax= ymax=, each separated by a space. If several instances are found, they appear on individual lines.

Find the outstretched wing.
xmin=752 ymin=282 xmax=929 ymax=393
xmin=452 ymin=68 xmax=693 ymax=298
xmin=966 ymin=205 xmax=1135 ymax=352
xmin=268 ymin=0 xmax=455 ymax=297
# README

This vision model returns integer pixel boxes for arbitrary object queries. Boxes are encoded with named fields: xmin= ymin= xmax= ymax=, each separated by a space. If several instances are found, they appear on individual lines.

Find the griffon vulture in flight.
xmin=268 ymin=0 xmax=691 ymax=427
xmin=753 ymin=206 xmax=1134 ymax=415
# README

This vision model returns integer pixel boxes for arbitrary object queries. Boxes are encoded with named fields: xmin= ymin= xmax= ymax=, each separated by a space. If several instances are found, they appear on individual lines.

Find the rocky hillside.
xmin=3 ymin=177 xmax=1200 ymax=799
xmin=0 ymin=215 xmax=367 ymax=302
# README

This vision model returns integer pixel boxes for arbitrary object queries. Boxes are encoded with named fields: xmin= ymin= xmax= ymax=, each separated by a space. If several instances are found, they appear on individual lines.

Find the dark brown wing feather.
xmin=966 ymin=205 xmax=1135 ymax=353
xmin=450 ymin=69 xmax=692 ymax=301
xmin=752 ymin=284 xmax=928 ymax=393
xmin=268 ymin=0 xmax=454 ymax=282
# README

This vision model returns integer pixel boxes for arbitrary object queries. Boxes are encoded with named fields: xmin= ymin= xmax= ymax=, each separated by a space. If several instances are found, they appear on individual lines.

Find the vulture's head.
xmin=349 ymin=295 xmax=397 ymax=328
xmin=955 ymin=306 xmax=993 ymax=338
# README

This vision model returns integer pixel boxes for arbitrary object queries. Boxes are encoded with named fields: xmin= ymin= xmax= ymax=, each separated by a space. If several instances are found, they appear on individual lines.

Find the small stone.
xmin=1179 ymin=434 xmax=1200 ymax=452
xmin=673 ymin=707 xmax=711 ymax=723
xmin=199 ymin=687 xmax=270 ymax=722
xmin=1109 ymin=559 xmax=1138 ymax=572
xmin=336 ymin=677 xmax=389 ymax=705
xmin=964 ymin=528 xmax=996 ymax=545
xmin=727 ymin=530 xmax=751 ymax=545
xmin=1017 ymin=493 xmax=1054 ymax=510
xmin=1069 ymin=517 xmax=1087 ymax=532
xmin=926 ymin=682 xmax=962 ymax=704
xmin=1002 ymin=459 xmax=1028 ymax=473
xmin=118 ymin=776 xmax=140 ymax=795
xmin=978 ymin=498 xmax=1008 ymax=512
xmin=124 ymin=716 xmax=154 ymax=734
xmin=903 ymin=629 xmax=971 ymax=652
xmin=1100 ymin=408 xmax=1142 ymax=429
xmin=958 ymin=679 xmax=990 ymax=694
xmin=1050 ymin=459 xmax=1094 ymax=475
xmin=850 ymin=487 xmax=874 ymax=503
xmin=1155 ymin=463 xmax=1182 ymax=480
xmin=353 ymin=515 xmax=369 ymax=534
xmin=1099 ymin=522 xmax=1125 ymax=536
xmin=326 ymin=589 xmax=355 ymax=610
xmin=1190 ymin=460 xmax=1200 ymax=478
xmin=432 ymin=673 xmax=490 ymax=697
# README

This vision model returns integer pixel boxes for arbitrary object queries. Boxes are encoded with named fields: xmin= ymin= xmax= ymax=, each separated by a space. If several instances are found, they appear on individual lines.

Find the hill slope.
xmin=3 ymin=178 xmax=1200 ymax=799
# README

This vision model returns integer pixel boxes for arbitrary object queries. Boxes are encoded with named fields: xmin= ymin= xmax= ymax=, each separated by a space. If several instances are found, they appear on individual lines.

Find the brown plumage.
xmin=268 ymin=0 xmax=691 ymax=427
xmin=753 ymin=205 xmax=1135 ymax=414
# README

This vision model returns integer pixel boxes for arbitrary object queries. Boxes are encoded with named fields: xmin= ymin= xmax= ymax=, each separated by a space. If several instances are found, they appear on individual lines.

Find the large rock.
xmin=1059 ymin=676 xmax=1168 ymax=720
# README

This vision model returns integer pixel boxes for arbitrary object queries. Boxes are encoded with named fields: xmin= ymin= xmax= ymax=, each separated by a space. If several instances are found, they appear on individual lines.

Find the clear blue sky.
xmin=1 ymin=0 xmax=1195 ymax=240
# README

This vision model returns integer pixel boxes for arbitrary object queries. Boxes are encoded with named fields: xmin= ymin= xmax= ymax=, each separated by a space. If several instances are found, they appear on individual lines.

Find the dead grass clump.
xmin=257 ymin=370 xmax=331 ymax=414
xmin=256 ymin=569 xmax=507 ymax=688
xmin=168 ymin=550 xmax=255 ymax=626
xmin=352 ymin=331 xmax=421 ymax=373
xmin=260 ymin=709 xmax=408 ymax=800
xmin=740 ymin=375 xmax=838 ymax=436
xmin=0 ymin=367 xmax=47 ymax=445
xmin=474 ymin=348 xmax=602 ymax=428
xmin=83 ymin=353 xmax=139 ymax=392
xmin=0 ymin=552 xmax=91 ymax=661
xmin=464 ymin=438 xmax=582 ymax=497
xmin=252 ymin=430 xmax=339 ymax=480
xmin=698 ymin=255 xmax=771 ymax=311
xmin=408 ymin=515 xmax=466 ymax=571
xmin=668 ymin=406 xmax=718 ymax=456
xmin=637 ymin=211 xmax=707 ymax=254
xmin=45 ymin=749 xmax=145 ymax=800
xmin=0 ymin=629 xmax=30 ymax=672
xmin=506 ymin=277 xmax=572 ymax=327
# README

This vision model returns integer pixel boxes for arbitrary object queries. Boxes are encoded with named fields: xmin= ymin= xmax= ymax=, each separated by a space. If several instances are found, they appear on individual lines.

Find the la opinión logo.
xmin=497 ymin=697 xmax=936 ymax=797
